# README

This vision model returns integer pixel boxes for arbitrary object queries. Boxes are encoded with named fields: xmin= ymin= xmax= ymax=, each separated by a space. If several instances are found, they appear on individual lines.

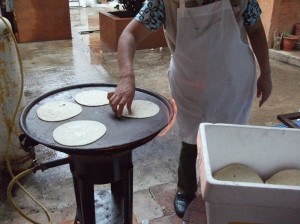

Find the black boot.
xmin=174 ymin=142 xmax=198 ymax=218
xmin=173 ymin=191 xmax=195 ymax=218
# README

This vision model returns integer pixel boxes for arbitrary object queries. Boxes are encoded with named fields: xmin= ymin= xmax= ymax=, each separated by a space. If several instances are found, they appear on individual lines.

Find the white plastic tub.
xmin=197 ymin=123 xmax=300 ymax=224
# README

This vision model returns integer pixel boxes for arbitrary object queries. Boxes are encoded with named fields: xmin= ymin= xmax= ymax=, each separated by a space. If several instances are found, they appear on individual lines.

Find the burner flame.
xmin=158 ymin=98 xmax=177 ymax=137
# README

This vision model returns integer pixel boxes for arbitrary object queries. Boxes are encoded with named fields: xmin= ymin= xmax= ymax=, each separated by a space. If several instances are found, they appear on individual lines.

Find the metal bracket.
xmin=19 ymin=133 xmax=39 ymax=152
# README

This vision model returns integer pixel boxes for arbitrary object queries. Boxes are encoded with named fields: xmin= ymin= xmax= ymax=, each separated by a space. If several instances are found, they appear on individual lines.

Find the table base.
xmin=69 ymin=151 xmax=133 ymax=224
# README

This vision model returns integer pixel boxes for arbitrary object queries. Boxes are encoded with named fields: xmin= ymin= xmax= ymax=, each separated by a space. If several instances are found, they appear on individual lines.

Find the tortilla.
xmin=36 ymin=101 xmax=82 ymax=122
xmin=53 ymin=120 xmax=106 ymax=146
xmin=265 ymin=169 xmax=300 ymax=186
xmin=74 ymin=90 xmax=109 ymax=106
xmin=213 ymin=163 xmax=263 ymax=184
xmin=122 ymin=100 xmax=160 ymax=118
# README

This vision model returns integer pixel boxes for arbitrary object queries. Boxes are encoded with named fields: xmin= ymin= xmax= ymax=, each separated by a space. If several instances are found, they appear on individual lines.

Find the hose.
xmin=6 ymin=167 xmax=51 ymax=224
xmin=0 ymin=16 xmax=52 ymax=224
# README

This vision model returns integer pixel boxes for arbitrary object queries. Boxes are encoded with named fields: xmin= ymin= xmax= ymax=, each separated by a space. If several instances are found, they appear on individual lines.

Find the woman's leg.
xmin=177 ymin=141 xmax=198 ymax=196
xmin=174 ymin=141 xmax=198 ymax=218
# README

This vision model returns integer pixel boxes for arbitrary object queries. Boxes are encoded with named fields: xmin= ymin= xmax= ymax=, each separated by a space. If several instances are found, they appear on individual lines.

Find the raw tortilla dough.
xmin=36 ymin=101 xmax=82 ymax=122
xmin=74 ymin=90 xmax=109 ymax=106
xmin=265 ymin=169 xmax=300 ymax=186
xmin=213 ymin=163 xmax=263 ymax=183
xmin=122 ymin=100 xmax=160 ymax=118
xmin=53 ymin=120 xmax=106 ymax=146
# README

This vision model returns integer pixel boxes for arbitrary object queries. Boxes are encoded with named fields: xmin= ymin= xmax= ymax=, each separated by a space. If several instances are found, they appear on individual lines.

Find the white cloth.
xmin=168 ymin=0 xmax=256 ymax=144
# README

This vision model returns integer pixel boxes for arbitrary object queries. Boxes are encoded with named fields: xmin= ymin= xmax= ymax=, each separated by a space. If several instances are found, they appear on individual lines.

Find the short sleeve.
xmin=242 ymin=0 xmax=262 ymax=27
xmin=134 ymin=0 xmax=165 ymax=31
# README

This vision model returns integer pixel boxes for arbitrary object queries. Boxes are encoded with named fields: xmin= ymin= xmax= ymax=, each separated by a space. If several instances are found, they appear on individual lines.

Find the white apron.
xmin=169 ymin=0 xmax=256 ymax=144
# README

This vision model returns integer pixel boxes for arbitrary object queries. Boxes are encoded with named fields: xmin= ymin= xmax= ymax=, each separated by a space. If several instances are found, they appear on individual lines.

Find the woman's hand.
xmin=107 ymin=19 xmax=151 ymax=117
xmin=107 ymin=76 xmax=135 ymax=117
xmin=256 ymin=72 xmax=272 ymax=107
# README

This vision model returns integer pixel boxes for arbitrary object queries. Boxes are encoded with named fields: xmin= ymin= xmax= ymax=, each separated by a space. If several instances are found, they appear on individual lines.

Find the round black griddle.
xmin=19 ymin=83 xmax=174 ymax=155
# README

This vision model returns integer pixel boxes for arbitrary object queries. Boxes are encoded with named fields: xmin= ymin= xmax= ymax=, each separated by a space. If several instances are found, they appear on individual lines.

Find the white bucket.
xmin=198 ymin=123 xmax=300 ymax=224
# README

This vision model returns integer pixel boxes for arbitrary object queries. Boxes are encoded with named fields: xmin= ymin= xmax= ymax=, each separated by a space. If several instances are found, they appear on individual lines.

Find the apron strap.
xmin=179 ymin=0 xmax=185 ymax=9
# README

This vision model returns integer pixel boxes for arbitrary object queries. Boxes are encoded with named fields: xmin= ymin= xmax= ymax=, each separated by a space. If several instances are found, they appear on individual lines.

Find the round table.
xmin=20 ymin=83 xmax=174 ymax=224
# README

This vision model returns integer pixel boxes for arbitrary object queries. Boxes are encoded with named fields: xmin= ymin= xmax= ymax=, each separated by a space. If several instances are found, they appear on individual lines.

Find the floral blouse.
xmin=135 ymin=0 xmax=262 ymax=31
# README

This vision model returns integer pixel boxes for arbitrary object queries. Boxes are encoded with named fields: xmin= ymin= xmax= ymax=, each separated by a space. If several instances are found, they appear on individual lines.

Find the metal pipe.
xmin=33 ymin=157 xmax=70 ymax=173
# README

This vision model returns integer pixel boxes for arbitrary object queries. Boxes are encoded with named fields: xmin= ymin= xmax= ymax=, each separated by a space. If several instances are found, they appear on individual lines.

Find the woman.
xmin=107 ymin=0 xmax=272 ymax=218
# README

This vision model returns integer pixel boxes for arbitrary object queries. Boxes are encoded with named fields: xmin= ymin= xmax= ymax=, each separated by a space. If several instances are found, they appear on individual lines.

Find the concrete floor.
xmin=1 ymin=5 xmax=300 ymax=224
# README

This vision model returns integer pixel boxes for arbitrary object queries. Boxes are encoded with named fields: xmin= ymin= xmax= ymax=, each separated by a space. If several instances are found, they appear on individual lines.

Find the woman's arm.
xmin=246 ymin=19 xmax=272 ymax=107
xmin=108 ymin=20 xmax=152 ymax=117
